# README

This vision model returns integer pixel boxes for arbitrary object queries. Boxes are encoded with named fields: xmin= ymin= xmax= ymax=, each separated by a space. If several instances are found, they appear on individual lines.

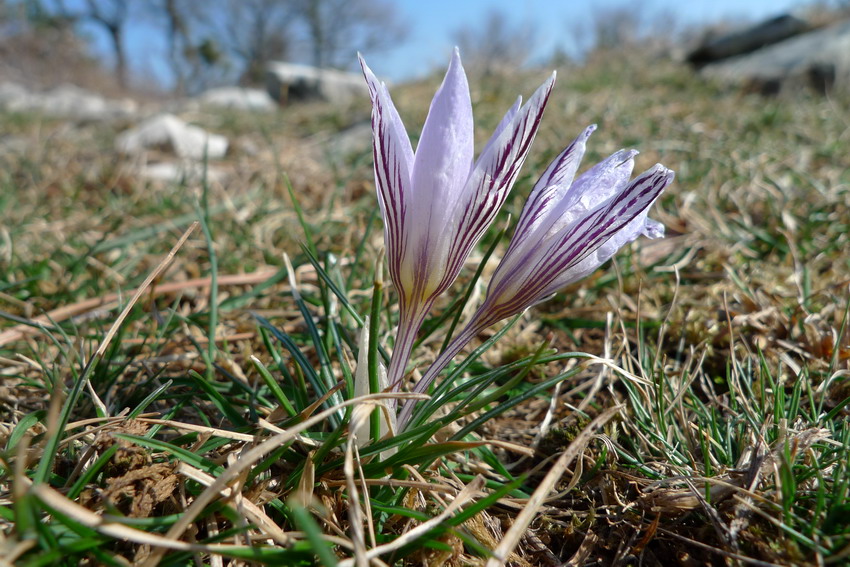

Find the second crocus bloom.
xmin=398 ymin=126 xmax=674 ymax=428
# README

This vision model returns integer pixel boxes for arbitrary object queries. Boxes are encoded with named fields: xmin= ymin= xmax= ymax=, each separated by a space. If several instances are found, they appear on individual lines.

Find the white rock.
xmin=115 ymin=113 xmax=228 ymax=160
xmin=196 ymin=86 xmax=277 ymax=111
xmin=0 ymin=82 xmax=29 ymax=107
xmin=266 ymin=62 xmax=369 ymax=105
xmin=321 ymin=121 xmax=371 ymax=160
xmin=2 ymin=83 xmax=137 ymax=120
xmin=138 ymin=160 xmax=226 ymax=183
xmin=701 ymin=19 xmax=850 ymax=92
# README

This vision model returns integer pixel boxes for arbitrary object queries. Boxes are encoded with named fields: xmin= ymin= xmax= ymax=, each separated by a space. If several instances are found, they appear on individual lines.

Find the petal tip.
xmin=359 ymin=54 xmax=377 ymax=86
xmin=450 ymin=46 xmax=463 ymax=67
xmin=654 ymin=164 xmax=675 ymax=180
xmin=644 ymin=218 xmax=666 ymax=239
xmin=442 ymin=46 xmax=468 ymax=88
xmin=613 ymin=149 xmax=639 ymax=165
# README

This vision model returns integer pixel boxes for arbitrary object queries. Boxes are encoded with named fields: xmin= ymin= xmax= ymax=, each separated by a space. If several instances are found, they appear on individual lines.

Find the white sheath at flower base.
xmin=352 ymin=316 xmax=395 ymax=446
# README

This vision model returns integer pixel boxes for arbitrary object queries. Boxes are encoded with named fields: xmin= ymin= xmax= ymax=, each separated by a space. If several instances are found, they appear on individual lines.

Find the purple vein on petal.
xmin=435 ymin=73 xmax=557 ymax=293
xmin=534 ymin=166 xmax=668 ymax=286
xmin=506 ymin=125 xmax=596 ymax=258
xmin=359 ymin=55 xmax=414 ymax=296
xmin=483 ymin=165 xmax=673 ymax=323
xmin=409 ymin=48 xmax=474 ymax=259
xmin=550 ymin=165 xmax=671 ymax=273
xmin=480 ymin=96 xmax=522 ymax=159
xmin=502 ymin=148 xmax=639 ymax=287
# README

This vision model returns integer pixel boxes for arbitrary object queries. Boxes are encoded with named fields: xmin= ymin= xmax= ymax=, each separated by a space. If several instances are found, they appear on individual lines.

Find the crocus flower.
xmin=360 ymin=49 xmax=555 ymax=392
xmin=398 ymin=125 xmax=674 ymax=427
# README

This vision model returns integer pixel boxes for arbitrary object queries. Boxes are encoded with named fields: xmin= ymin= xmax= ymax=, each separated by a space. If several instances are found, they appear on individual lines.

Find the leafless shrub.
xmin=0 ymin=9 xmax=120 ymax=93
xmin=452 ymin=9 xmax=535 ymax=76
xmin=573 ymin=2 xmax=683 ymax=61
xmin=3 ymin=0 xmax=406 ymax=95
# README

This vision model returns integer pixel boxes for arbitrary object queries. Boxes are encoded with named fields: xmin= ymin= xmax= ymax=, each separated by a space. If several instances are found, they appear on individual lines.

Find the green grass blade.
xmin=289 ymin=504 xmax=339 ymax=566
xmin=251 ymin=356 xmax=298 ymax=417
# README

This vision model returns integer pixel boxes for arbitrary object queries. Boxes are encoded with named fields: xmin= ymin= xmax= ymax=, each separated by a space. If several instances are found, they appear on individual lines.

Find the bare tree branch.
xmin=453 ymin=9 xmax=534 ymax=76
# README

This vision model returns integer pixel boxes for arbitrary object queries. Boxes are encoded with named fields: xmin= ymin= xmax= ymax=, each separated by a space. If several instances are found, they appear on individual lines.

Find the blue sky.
xmin=115 ymin=0 xmax=810 ymax=87
xmin=364 ymin=0 xmax=809 ymax=80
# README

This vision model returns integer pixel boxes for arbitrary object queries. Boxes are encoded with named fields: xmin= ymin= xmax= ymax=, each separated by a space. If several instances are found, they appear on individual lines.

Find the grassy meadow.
xmin=1 ymin=50 xmax=849 ymax=566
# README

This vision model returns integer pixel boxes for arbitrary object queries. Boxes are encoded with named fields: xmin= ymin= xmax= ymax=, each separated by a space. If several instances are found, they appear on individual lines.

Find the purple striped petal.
xmin=434 ymin=72 xmax=556 ymax=294
xmin=505 ymin=125 xmax=596 ymax=259
xmin=533 ymin=165 xmax=672 ymax=299
xmin=502 ymin=148 xmax=639 ymax=278
xmin=359 ymin=54 xmax=415 ymax=297
xmin=408 ymin=48 xmax=474 ymax=255
xmin=536 ymin=206 xmax=665 ymax=300
xmin=565 ymin=148 xmax=639 ymax=211
xmin=481 ymin=165 xmax=673 ymax=324
xmin=536 ymin=149 xmax=639 ymax=240
xmin=480 ymin=96 xmax=522 ymax=159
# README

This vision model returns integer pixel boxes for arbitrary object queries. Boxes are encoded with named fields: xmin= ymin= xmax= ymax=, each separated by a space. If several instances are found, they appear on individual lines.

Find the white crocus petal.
xmin=543 ymin=149 xmax=638 ymax=236
xmin=504 ymin=125 xmax=596 ymax=261
xmin=480 ymin=96 xmax=522 ymax=159
xmin=535 ymin=125 xmax=597 ymax=192
xmin=359 ymin=56 xmax=414 ymax=170
xmin=570 ymin=149 xmax=638 ymax=202
xmin=359 ymin=55 xmax=415 ymax=297
xmin=410 ymin=48 xmax=474 ymax=214
xmin=499 ymin=149 xmax=639 ymax=280
xmin=643 ymin=217 xmax=665 ymax=239
xmin=535 ymin=192 xmax=668 ymax=301
xmin=437 ymin=73 xmax=556 ymax=294
xmin=406 ymin=48 xmax=474 ymax=296
xmin=489 ymin=164 xmax=674 ymax=315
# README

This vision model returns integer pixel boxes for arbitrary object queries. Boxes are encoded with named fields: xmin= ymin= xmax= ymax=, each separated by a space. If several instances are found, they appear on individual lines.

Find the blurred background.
xmin=2 ymin=0 xmax=848 ymax=95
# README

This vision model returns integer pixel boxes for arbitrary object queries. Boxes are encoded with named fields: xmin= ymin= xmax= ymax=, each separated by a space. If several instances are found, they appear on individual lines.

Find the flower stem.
xmin=386 ymin=302 xmax=431 ymax=396
xmin=396 ymin=316 xmax=484 ymax=429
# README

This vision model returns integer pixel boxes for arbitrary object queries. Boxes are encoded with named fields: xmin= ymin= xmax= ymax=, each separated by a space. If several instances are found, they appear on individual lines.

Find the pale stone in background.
xmin=115 ymin=113 xmax=228 ymax=160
